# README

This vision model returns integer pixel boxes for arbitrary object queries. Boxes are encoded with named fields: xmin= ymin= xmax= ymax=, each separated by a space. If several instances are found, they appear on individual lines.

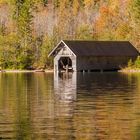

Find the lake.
xmin=0 ymin=72 xmax=140 ymax=140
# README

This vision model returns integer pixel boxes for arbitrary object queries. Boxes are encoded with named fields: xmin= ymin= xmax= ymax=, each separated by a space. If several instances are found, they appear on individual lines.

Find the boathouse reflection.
xmin=54 ymin=72 xmax=77 ymax=102
xmin=53 ymin=72 xmax=77 ymax=118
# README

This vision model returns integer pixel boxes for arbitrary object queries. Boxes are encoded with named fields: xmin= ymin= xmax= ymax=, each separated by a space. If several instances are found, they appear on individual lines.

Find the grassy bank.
xmin=119 ymin=69 xmax=140 ymax=73
xmin=120 ymin=56 xmax=140 ymax=73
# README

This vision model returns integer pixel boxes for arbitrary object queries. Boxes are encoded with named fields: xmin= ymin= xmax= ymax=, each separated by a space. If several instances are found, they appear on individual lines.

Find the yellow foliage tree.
xmin=84 ymin=0 xmax=93 ymax=8
xmin=72 ymin=0 xmax=80 ymax=16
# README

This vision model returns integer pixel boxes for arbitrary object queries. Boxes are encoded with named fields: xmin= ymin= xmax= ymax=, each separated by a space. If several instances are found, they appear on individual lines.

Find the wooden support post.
xmin=100 ymin=69 xmax=103 ymax=73
xmin=66 ymin=65 xmax=68 ymax=73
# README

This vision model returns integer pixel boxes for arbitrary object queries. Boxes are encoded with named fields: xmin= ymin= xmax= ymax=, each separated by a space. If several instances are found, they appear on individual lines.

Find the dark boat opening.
xmin=58 ymin=57 xmax=73 ymax=72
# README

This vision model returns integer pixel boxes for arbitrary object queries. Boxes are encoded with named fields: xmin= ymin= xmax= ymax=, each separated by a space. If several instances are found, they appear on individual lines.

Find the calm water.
xmin=0 ymin=72 xmax=140 ymax=140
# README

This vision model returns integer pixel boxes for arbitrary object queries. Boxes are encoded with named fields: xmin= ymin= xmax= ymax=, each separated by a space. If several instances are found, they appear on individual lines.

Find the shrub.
xmin=134 ymin=56 xmax=140 ymax=68
xmin=127 ymin=59 xmax=134 ymax=68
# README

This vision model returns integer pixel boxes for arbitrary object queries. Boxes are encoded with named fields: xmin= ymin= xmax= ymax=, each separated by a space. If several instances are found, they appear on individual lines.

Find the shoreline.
xmin=119 ymin=69 xmax=140 ymax=73
xmin=1 ymin=69 xmax=140 ymax=73
xmin=0 ymin=69 xmax=54 ymax=73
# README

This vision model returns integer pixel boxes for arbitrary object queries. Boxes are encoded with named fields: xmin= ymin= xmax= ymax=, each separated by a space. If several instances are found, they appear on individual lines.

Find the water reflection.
xmin=75 ymin=73 xmax=140 ymax=140
xmin=54 ymin=72 xmax=77 ymax=102
xmin=54 ymin=72 xmax=77 ymax=119
xmin=0 ymin=72 xmax=140 ymax=139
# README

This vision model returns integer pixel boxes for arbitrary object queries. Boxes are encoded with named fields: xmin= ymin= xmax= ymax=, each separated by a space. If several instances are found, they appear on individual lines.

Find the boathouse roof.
xmin=49 ymin=40 xmax=139 ymax=57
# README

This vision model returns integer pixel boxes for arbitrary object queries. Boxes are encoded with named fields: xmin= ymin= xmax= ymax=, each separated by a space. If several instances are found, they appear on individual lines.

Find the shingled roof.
xmin=49 ymin=40 xmax=139 ymax=57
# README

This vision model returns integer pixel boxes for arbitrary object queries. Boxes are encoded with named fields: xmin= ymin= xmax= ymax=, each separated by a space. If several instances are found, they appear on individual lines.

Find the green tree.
xmin=127 ymin=59 xmax=133 ymax=68
xmin=0 ymin=22 xmax=6 ymax=36
xmin=134 ymin=56 xmax=140 ymax=68
xmin=132 ymin=0 xmax=140 ymax=22
xmin=33 ymin=35 xmax=53 ymax=68
xmin=42 ymin=0 xmax=48 ymax=6
xmin=13 ymin=0 xmax=34 ymax=69
xmin=75 ymin=24 xmax=93 ymax=40
xmin=53 ymin=0 xmax=60 ymax=8
xmin=0 ymin=33 xmax=18 ymax=69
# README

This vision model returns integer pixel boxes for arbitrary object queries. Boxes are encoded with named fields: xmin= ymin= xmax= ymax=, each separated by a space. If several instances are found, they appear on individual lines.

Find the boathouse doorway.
xmin=58 ymin=57 xmax=72 ymax=72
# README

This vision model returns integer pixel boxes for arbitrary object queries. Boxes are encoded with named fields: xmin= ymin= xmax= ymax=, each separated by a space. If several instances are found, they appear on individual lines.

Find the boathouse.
xmin=48 ymin=40 xmax=139 ymax=72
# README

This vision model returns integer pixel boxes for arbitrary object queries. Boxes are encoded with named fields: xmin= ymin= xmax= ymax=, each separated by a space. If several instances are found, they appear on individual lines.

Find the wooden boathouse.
xmin=48 ymin=40 xmax=139 ymax=72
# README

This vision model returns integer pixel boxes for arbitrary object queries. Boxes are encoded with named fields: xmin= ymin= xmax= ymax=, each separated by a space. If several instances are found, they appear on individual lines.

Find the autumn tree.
xmin=75 ymin=24 xmax=93 ymax=40
xmin=130 ymin=0 xmax=140 ymax=49
xmin=0 ymin=0 xmax=140 ymax=69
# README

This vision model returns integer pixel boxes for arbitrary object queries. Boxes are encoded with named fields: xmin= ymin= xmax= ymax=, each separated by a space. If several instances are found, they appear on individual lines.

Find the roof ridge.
xmin=63 ymin=40 xmax=130 ymax=42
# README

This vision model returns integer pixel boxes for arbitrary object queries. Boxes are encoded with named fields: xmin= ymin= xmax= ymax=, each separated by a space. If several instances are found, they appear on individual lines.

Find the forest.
xmin=0 ymin=0 xmax=140 ymax=69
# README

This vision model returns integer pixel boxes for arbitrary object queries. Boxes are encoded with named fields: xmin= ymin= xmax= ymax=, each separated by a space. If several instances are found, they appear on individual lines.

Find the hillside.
xmin=0 ymin=0 xmax=140 ymax=69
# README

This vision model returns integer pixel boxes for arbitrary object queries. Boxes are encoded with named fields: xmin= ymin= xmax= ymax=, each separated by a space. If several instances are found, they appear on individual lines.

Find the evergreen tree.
xmin=13 ymin=0 xmax=34 ymax=69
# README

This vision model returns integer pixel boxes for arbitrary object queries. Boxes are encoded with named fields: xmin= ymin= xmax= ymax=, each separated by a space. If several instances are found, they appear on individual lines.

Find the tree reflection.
xmin=0 ymin=73 xmax=140 ymax=139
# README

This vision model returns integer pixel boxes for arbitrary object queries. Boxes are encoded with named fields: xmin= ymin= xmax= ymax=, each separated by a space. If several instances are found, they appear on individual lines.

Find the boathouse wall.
xmin=76 ymin=56 xmax=137 ymax=71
